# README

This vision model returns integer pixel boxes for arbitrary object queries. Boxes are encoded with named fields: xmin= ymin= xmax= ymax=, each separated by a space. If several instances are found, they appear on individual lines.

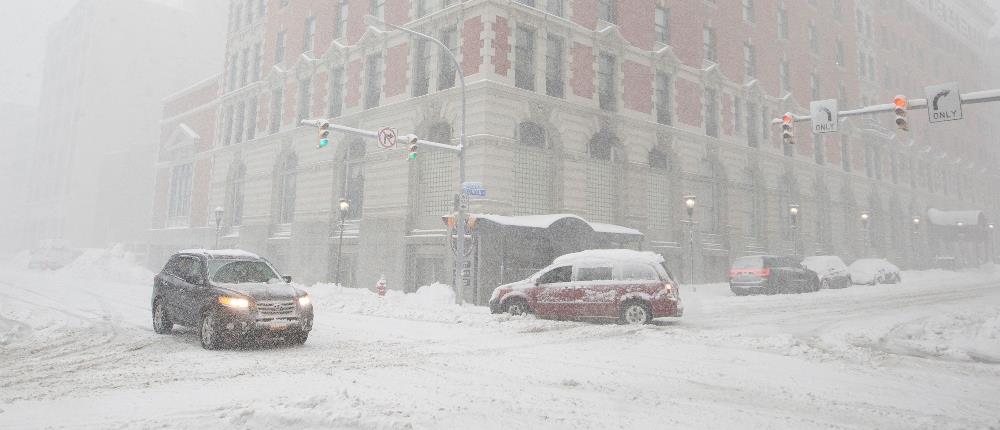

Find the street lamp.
xmin=365 ymin=14 xmax=468 ymax=305
xmin=683 ymin=195 xmax=696 ymax=284
xmin=213 ymin=206 xmax=224 ymax=249
xmin=335 ymin=198 xmax=350 ymax=287
xmin=788 ymin=204 xmax=800 ymax=255
xmin=911 ymin=216 xmax=921 ymax=269
xmin=989 ymin=223 xmax=996 ymax=264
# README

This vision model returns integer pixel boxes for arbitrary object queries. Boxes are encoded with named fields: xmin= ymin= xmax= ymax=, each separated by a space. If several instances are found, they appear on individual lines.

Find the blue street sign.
xmin=462 ymin=182 xmax=486 ymax=197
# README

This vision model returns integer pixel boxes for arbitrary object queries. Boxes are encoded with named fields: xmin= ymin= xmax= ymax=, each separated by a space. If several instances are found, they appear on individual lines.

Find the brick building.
xmin=149 ymin=0 xmax=1000 ymax=301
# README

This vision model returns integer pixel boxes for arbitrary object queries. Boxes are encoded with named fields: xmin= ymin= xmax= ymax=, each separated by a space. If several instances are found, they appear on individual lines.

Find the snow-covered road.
xmin=2 ymin=250 xmax=1000 ymax=429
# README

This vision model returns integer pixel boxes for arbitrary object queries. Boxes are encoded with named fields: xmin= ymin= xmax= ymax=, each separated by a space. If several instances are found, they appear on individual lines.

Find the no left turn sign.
xmin=378 ymin=127 xmax=397 ymax=149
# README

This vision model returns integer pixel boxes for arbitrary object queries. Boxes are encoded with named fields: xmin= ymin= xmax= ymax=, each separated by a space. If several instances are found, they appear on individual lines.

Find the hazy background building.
xmin=22 ymin=0 xmax=228 ymax=250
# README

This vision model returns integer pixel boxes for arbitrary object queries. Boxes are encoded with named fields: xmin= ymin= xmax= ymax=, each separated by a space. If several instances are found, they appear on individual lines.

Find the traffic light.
xmin=408 ymin=143 xmax=417 ymax=160
xmin=893 ymin=95 xmax=908 ymax=131
xmin=317 ymin=121 xmax=331 ymax=149
xmin=782 ymin=113 xmax=795 ymax=145
xmin=403 ymin=134 xmax=418 ymax=160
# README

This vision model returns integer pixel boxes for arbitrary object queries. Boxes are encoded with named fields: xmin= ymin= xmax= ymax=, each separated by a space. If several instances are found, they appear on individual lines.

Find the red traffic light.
xmin=782 ymin=113 xmax=794 ymax=125
xmin=893 ymin=95 xmax=907 ymax=109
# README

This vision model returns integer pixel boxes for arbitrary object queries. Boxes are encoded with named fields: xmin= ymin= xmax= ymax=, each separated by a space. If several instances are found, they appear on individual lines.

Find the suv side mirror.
xmin=282 ymin=275 xmax=292 ymax=283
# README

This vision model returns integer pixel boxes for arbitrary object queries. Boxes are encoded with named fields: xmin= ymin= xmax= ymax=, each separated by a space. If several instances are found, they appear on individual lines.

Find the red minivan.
xmin=488 ymin=250 xmax=683 ymax=324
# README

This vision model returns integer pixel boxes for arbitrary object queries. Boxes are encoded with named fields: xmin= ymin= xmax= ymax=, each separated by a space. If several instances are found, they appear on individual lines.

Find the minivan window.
xmin=619 ymin=264 xmax=659 ymax=281
xmin=576 ymin=266 xmax=613 ymax=282
xmin=537 ymin=265 xmax=571 ymax=284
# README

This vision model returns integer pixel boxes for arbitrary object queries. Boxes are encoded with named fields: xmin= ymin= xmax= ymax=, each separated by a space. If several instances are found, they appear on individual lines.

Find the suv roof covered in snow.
xmin=175 ymin=249 xmax=262 ymax=260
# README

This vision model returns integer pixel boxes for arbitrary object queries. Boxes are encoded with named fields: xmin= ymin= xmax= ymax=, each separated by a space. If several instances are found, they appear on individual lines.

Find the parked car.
xmin=849 ymin=258 xmax=901 ymax=285
xmin=801 ymin=255 xmax=853 ymax=289
xmin=151 ymin=249 xmax=313 ymax=349
xmin=729 ymin=255 xmax=820 ymax=295
xmin=488 ymin=249 xmax=682 ymax=325
xmin=28 ymin=246 xmax=82 ymax=270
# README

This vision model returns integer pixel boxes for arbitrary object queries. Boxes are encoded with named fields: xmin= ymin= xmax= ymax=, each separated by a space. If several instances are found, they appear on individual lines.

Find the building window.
xmin=704 ymin=88 xmax=718 ymax=138
xmin=546 ymin=0 xmax=565 ymax=16
xmin=598 ymin=0 xmax=616 ymax=24
xmin=370 ymin=0 xmax=385 ymax=19
xmin=742 ymin=0 xmax=754 ymax=22
xmin=344 ymin=140 xmax=366 ymax=220
xmin=515 ymin=26 xmax=536 ymax=91
xmin=269 ymin=87 xmax=283 ymax=134
xmin=438 ymin=27 xmax=457 ymax=90
xmin=655 ymin=72 xmax=671 ymax=125
xmin=258 ymin=0 xmax=266 ymax=17
xmin=234 ymin=101 xmax=246 ymax=144
xmin=415 ymin=0 xmax=428 ymax=17
xmin=703 ymin=26 xmax=716 ymax=62
xmin=515 ymin=0 xmax=536 ymax=6
xmin=420 ymin=122 xmax=455 ymax=216
xmin=246 ymin=98 xmax=257 ymax=141
xmin=744 ymin=42 xmax=756 ymax=78
xmin=778 ymin=6 xmax=788 ymax=39
xmin=649 ymin=148 xmax=670 ymax=170
xmin=276 ymin=153 xmax=297 ymax=225
xmin=545 ymin=35 xmax=564 ymax=98
xmin=808 ymin=24 xmax=818 ymax=53
xmin=589 ymin=127 xmax=618 ymax=161
xmin=734 ymin=97 xmax=743 ymax=133
xmin=412 ymin=40 xmax=431 ymax=97
xmin=835 ymin=38 xmax=845 ymax=66
xmin=233 ymin=4 xmax=242 ymax=31
xmin=303 ymin=16 xmax=316 ymax=52
xmin=222 ymin=105 xmax=235 ymax=145
xmin=240 ymin=48 xmax=250 ymax=87
xmin=597 ymin=53 xmax=616 ymax=111
xmin=229 ymin=163 xmax=245 ymax=227
xmin=655 ymin=6 xmax=670 ymax=44
xmin=810 ymin=73 xmax=820 ymax=100
xmin=364 ymin=53 xmax=383 ymax=109
xmin=297 ymin=78 xmax=312 ymax=123
xmin=329 ymin=67 xmax=345 ymax=117
xmin=336 ymin=1 xmax=348 ymax=39
xmin=227 ymin=54 xmax=238 ymax=91
xmin=167 ymin=164 xmax=193 ymax=219
xmin=275 ymin=30 xmax=286 ymax=64
xmin=746 ymin=101 xmax=759 ymax=147
xmin=518 ymin=122 xmax=546 ymax=147
xmin=252 ymin=43 xmax=262 ymax=81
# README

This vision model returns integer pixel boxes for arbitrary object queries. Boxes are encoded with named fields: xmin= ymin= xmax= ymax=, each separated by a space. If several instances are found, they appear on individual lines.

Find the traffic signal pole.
xmin=300 ymin=120 xmax=461 ymax=154
xmin=772 ymin=88 xmax=1000 ymax=124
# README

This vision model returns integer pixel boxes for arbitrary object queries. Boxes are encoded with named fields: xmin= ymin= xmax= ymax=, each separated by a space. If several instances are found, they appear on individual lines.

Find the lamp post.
xmin=365 ymin=14 xmax=468 ymax=305
xmin=860 ymin=211 xmax=870 ymax=257
xmin=912 ymin=216 xmax=921 ymax=269
xmin=684 ymin=195 xmax=696 ymax=284
xmin=788 ymin=204 xmax=800 ymax=255
xmin=213 ymin=206 xmax=224 ymax=249
xmin=335 ymin=198 xmax=350 ymax=287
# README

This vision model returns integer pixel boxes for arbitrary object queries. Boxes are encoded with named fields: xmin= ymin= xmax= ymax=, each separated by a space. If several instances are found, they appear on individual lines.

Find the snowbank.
xmin=877 ymin=308 xmax=1000 ymax=363
xmin=54 ymin=245 xmax=154 ymax=284
xmin=303 ymin=282 xmax=487 ymax=325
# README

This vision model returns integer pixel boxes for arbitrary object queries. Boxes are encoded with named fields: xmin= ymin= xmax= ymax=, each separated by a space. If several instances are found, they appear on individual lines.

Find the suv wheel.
xmin=621 ymin=301 xmax=652 ymax=325
xmin=289 ymin=331 xmax=309 ymax=346
xmin=152 ymin=300 xmax=173 ymax=334
xmin=199 ymin=309 xmax=223 ymax=350
xmin=505 ymin=298 xmax=529 ymax=316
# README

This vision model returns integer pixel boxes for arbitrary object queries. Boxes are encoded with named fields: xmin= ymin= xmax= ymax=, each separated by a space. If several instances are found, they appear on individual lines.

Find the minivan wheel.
xmin=152 ymin=300 xmax=173 ymax=334
xmin=199 ymin=310 xmax=223 ymax=350
xmin=505 ymin=298 xmax=529 ymax=316
xmin=820 ymin=279 xmax=830 ymax=290
xmin=621 ymin=301 xmax=652 ymax=325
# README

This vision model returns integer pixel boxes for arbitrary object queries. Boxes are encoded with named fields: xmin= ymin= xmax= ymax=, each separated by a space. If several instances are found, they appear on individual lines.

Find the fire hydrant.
xmin=376 ymin=275 xmax=387 ymax=297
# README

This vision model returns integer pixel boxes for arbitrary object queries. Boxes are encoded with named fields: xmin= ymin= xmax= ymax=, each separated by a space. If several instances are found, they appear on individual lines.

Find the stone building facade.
xmin=149 ymin=0 xmax=1000 ymax=294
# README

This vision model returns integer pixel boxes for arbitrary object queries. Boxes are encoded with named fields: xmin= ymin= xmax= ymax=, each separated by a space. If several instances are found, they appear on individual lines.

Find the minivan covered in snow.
xmin=488 ymin=249 xmax=682 ymax=324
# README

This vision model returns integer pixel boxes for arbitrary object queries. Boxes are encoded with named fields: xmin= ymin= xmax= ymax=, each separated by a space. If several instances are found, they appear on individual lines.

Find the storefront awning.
xmin=471 ymin=214 xmax=643 ymax=237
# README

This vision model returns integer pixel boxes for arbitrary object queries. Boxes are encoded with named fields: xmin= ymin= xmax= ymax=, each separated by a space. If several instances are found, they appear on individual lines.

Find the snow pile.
xmin=304 ymin=283 xmax=488 ymax=325
xmin=877 ymin=308 xmax=1000 ymax=363
xmin=54 ymin=245 xmax=154 ymax=284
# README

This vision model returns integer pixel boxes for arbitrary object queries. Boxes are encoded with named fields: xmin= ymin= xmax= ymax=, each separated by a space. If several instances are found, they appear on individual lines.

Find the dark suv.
xmin=151 ymin=249 xmax=313 ymax=349
xmin=728 ymin=255 xmax=820 ymax=295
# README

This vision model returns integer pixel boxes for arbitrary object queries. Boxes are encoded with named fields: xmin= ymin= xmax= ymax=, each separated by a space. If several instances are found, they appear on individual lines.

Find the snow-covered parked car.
xmin=849 ymin=258 xmax=901 ymax=285
xmin=28 ymin=246 xmax=82 ymax=270
xmin=151 ymin=249 xmax=313 ymax=349
xmin=488 ymin=249 xmax=682 ymax=325
xmin=801 ymin=255 xmax=852 ymax=289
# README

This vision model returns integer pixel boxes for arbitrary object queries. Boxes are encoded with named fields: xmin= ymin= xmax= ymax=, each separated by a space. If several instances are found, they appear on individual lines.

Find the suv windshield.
xmin=732 ymin=257 xmax=764 ymax=269
xmin=208 ymin=259 xmax=281 ymax=284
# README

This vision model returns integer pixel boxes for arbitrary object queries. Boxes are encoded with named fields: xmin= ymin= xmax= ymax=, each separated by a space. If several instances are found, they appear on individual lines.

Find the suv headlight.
xmin=298 ymin=295 xmax=311 ymax=307
xmin=218 ymin=296 xmax=250 ymax=309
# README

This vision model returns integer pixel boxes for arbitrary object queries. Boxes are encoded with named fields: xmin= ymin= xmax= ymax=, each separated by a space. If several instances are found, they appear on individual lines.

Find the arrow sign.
xmin=925 ymin=82 xmax=962 ymax=123
xmin=809 ymin=99 xmax=839 ymax=134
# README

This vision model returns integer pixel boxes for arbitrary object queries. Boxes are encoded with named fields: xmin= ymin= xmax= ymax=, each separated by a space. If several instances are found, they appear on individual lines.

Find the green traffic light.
xmin=318 ymin=138 xmax=330 ymax=149
xmin=408 ymin=152 xmax=417 ymax=160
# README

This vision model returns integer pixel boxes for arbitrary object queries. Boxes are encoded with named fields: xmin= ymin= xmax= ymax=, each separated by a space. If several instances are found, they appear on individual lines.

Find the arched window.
xmin=229 ymin=162 xmax=246 ymax=227
xmin=518 ymin=122 xmax=546 ymax=147
xmin=277 ymin=152 xmax=297 ymax=224
xmin=589 ymin=128 xmax=618 ymax=161
xmin=344 ymin=139 xmax=366 ymax=219
xmin=649 ymin=148 xmax=670 ymax=170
